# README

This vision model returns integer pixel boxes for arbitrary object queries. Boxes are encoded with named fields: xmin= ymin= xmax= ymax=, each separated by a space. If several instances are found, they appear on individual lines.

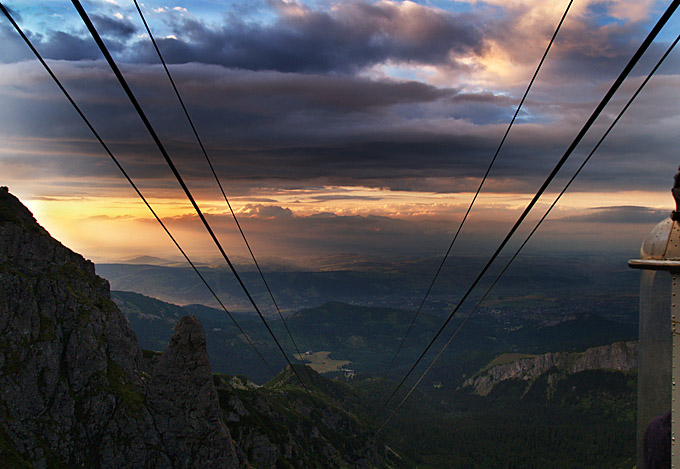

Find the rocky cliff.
xmin=0 ymin=187 xmax=238 ymax=468
xmin=463 ymin=341 xmax=637 ymax=396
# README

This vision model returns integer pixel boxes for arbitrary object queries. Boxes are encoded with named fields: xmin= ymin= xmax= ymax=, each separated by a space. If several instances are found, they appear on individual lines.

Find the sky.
xmin=1 ymin=0 xmax=679 ymax=264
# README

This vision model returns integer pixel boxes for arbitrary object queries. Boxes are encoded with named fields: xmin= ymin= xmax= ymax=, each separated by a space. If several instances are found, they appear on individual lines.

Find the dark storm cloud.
xmin=538 ymin=31 xmax=672 ymax=86
xmin=2 ymin=26 xmax=120 ymax=62
xmin=0 ymin=22 xmax=35 ymax=63
xmin=225 ymin=138 xmax=496 ymax=180
xmin=169 ymin=67 xmax=453 ymax=111
xmin=3 ymin=0 xmax=670 ymax=83
xmin=1 ymin=11 xmax=135 ymax=63
xmin=446 ymin=91 xmax=518 ymax=124
xmin=5 ymin=55 xmax=675 ymax=196
xmin=3 ymin=1 xmax=481 ymax=74
xmin=30 ymin=30 xmax=104 ymax=60
xmin=2 ymin=3 xmax=21 ymax=21
xmin=90 ymin=14 xmax=137 ymax=40
xmin=134 ymin=1 xmax=484 ymax=73
xmin=0 ymin=20 xmax=103 ymax=63
xmin=560 ymin=206 xmax=670 ymax=224
xmin=2 ymin=0 xmax=678 ymax=199
xmin=0 ymin=58 xmax=508 ymax=188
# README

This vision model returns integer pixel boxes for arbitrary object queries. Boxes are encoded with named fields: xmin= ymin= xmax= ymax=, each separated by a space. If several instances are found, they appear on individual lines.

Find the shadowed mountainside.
xmin=0 ymin=187 xmax=239 ymax=467
xmin=0 ymin=187 xmax=391 ymax=468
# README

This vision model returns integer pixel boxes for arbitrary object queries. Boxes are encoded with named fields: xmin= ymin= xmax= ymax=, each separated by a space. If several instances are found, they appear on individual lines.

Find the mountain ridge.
xmin=97 ymin=251 xmax=640 ymax=317
xmin=112 ymin=289 xmax=637 ymax=386
xmin=0 ymin=187 xmax=240 ymax=467
xmin=463 ymin=341 xmax=638 ymax=396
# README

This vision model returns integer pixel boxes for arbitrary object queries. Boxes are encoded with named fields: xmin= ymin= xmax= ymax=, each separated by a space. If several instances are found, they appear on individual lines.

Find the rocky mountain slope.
xmin=463 ymin=341 xmax=637 ymax=396
xmin=0 ymin=187 xmax=239 ymax=467
xmin=217 ymin=366 xmax=385 ymax=468
xmin=0 ymin=187 xmax=391 ymax=468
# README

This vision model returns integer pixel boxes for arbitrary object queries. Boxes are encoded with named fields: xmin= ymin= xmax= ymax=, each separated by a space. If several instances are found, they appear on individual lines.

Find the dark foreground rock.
xmin=148 ymin=316 xmax=238 ymax=467
xmin=0 ymin=187 xmax=238 ymax=468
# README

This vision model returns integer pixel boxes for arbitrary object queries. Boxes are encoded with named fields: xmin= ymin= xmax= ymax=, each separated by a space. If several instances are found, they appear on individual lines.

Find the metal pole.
xmin=674 ymin=274 xmax=680 ymax=465
xmin=670 ymin=209 xmax=680 ymax=465
xmin=629 ymin=167 xmax=680 ymax=466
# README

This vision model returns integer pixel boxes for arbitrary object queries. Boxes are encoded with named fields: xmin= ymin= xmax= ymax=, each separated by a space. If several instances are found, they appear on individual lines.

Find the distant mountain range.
xmin=123 ymin=255 xmax=178 ymax=265
xmin=112 ymin=290 xmax=637 ymax=385
xmin=98 ymin=251 xmax=641 ymax=323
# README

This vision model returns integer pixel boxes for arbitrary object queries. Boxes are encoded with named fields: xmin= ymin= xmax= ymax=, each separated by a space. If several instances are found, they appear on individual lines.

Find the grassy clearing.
xmin=295 ymin=351 xmax=350 ymax=373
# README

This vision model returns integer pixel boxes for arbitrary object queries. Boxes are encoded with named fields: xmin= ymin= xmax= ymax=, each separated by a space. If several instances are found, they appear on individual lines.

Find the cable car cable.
xmin=131 ymin=0 xmax=306 ymax=364
xmin=376 ymin=0 xmax=574 ymax=396
xmin=372 ymin=0 xmax=680 ymax=423
xmin=376 ymin=31 xmax=680 ymax=434
xmin=71 ymin=0 xmax=312 ymax=397
xmin=0 ymin=2 xmax=276 ymax=377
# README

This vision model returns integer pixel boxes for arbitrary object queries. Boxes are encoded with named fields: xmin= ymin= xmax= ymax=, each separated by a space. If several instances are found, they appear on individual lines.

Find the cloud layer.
xmin=2 ymin=0 xmax=679 ymax=260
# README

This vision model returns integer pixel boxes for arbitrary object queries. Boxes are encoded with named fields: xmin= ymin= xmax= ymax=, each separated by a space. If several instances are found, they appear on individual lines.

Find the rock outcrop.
xmin=463 ymin=341 xmax=637 ymax=396
xmin=0 ymin=187 xmax=238 ymax=467
xmin=147 ymin=316 xmax=238 ymax=467
xmin=216 ymin=366 xmax=384 ymax=468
